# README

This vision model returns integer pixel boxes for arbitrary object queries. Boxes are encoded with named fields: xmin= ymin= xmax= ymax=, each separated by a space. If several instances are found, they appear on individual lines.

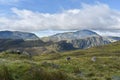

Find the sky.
xmin=0 ymin=0 xmax=120 ymax=37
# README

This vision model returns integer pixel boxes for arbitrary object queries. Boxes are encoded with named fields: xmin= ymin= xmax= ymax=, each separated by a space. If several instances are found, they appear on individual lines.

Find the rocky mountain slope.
xmin=68 ymin=36 xmax=110 ymax=49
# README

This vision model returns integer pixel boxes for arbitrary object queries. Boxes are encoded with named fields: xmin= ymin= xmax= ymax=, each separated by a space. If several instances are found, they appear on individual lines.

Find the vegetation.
xmin=0 ymin=41 xmax=120 ymax=80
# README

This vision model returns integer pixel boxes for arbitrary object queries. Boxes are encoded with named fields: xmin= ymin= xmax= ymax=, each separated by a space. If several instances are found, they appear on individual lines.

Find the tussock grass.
xmin=0 ymin=41 xmax=120 ymax=80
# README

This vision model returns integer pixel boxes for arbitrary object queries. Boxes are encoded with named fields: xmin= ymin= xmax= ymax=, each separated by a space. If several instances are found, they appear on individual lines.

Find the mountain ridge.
xmin=0 ymin=29 xmax=119 ymax=55
xmin=0 ymin=30 xmax=39 ymax=40
xmin=41 ymin=29 xmax=100 ymax=42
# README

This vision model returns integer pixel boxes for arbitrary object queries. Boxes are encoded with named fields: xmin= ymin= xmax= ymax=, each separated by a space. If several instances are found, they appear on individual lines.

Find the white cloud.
xmin=0 ymin=3 xmax=120 ymax=33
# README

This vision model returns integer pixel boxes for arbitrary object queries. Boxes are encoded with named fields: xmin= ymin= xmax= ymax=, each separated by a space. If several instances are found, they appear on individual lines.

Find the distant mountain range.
xmin=0 ymin=30 xmax=120 ymax=54
xmin=41 ymin=29 xmax=120 ymax=43
xmin=107 ymin=36 xmax=120 ymax=42
xmin=0 ymin=31 xmax=39 ymax=40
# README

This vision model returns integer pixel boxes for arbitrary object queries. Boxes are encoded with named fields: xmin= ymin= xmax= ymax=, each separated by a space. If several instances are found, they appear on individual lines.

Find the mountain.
xmin=41 ymin=29 xmax=100 ymax=42
xmin=37 ymin=30 xmax=112 ymax=53
xmin=0 ymin=31 xmax=39 ymax=40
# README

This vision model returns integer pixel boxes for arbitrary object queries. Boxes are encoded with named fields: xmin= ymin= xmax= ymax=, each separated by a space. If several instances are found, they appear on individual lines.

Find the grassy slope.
xmin=0 ymin=41 xmax=120 ymax=80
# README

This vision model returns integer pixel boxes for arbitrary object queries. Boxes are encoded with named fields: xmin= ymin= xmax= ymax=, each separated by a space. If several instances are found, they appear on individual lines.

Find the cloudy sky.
xmin=0 ymin=0 xmax=120 ymax=37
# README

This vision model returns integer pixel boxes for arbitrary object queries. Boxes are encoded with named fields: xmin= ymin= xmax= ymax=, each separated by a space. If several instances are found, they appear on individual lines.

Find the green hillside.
xmin=0 ymin=41 xmax=120 ymax=80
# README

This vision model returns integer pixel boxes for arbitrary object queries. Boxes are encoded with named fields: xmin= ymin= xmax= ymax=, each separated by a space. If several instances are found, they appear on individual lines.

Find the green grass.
xmin=0 ymin=41 xmax=120 ymax=80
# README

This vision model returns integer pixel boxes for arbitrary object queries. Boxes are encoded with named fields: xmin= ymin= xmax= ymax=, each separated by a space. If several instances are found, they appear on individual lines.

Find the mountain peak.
xmin=0 ymin=30 xmax=39 ymax=40
xmin=41 ymin=29 xmax=100 ymax=42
